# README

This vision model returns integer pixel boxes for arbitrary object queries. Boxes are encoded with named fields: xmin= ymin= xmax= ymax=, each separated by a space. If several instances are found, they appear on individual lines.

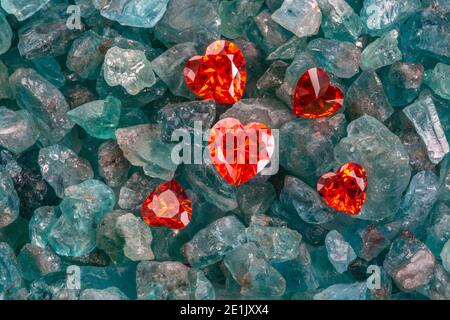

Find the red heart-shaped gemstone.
xmin=184 ymin=40 xmax=247 ymax=104
xmin=293 ymin=67 xmax=344 ymax=118
xmin=208 ymin=118 xmax=274 ymax=186
xmin=317 ymin=162 xmax=368 ymax=215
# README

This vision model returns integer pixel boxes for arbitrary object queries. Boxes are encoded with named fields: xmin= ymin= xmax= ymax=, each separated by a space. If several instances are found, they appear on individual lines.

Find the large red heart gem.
xmin=293 ymin=67 xmax=344 ymax=118
xmin=208 ymin=118 xmax=274 ymax=186
xmin=317 ymin=162 xmax=368 ymax=215
xmin=184 ymin=40 xmax=247 ymax=104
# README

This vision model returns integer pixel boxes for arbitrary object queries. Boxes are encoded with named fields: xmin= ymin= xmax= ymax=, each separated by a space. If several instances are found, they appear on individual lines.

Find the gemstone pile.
xmin=0 ymin=0 xmax=449 ymax=301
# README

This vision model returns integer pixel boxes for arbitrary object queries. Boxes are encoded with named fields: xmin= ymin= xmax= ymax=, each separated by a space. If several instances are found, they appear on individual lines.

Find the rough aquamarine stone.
xmin=236 ymin=182 xmax=276 ymax=223
xmin=158 ymin=100 xmax=216 ymax=142
xmin=0 ymin=107 xmax=39 ymax=154
xmin=361 ymin=30 xmax=402 ymax=71
xmin=266 ymin=37 xmax=306 ymax=61
xmin=116 ymin=213 xmax=154 ymax=261
xmin=136 ymin=261 xmax=215 ymax=300
xmin=220 ymin=98 xmax=294 ymax=129
xmin=0 ymin=61 xmax=12 ymax=100
xmin=28 ymin=271 xmax=78 ymax=300
xmin=360 ymin=0 xmax=421 ymax=36
xmin=441 ymin=240 xmax=450 ymax=273
xmin=383 ymin=62 xmax=424 ymax=106
xmin=116 ymin=124 xmax=177 ymax=180
xmin=317 ymin=0 xmax=364 ymax=42
xmin=403 ymin=93 xmax=449 ymax=164
xmin=0 ymin=0 xmax=49 ymax=21
xmin=98 ymin=141 xmax=130 ymax=188
xmin=219 ymin=0 xmax=264 ymax=39
xmin=151 ymin=42 xmax=197 ymax=98
xmin=418 ymin=264 xmax=450 ymax=300
xmin=310 ymin=246 xmax=353 ymax=288
xmin=17 ymin=244 xmax=61 ymax=281
xmin=154 ymin=0 xmax=221 ymax=48
xmin=246 ymin=225 xmax=301 ymax=262
xmin=280 ymin=176 xmax=336 ymax=224
xmin=97 ymin=210 xmax=128 ymax=264
xmin=93 ymin=0 xmax=169 ymax=28
xmin=425 ymin=202 xmax=450 ymax=256
xmin=0 ymin=242 xmax=22 ymax=297
xmin=424 ymin=63 xmax=450 ymax=100
xmin=0 ymin=166 xmax=19 ymax=228
xmin=0 ymin=216 xmax=29 ymax=254
xmin=272 ymin=0 xmax=322 ymax=38
xmin=68 ymin=96 xmax=122 ymax=140
xmin=307 ymin=38 xmax=361 ymax=78
xmin=384 ymin=233 xmax=436 ymax=292
xmin=183 ymin=163 xmax=238 ymax=212
xmin=440 ymin=154 xmax=450 ymax=202
xmin=10 ymin=68 xmax=73 ymax=146
xmin=345 ymin=71 xmax=394 ymax=122
xmin=335 ymin=115 xmax=411 ymax=221
xmin=183 ymin=216 xmax=246 ymax=268
xmin=29 ymin=206 xmax=60 ymax=248
xmin=314 ymin=282 xmax=367 ymax=300
xmin=325 ymin=230 xmax=357 ymax=274
xmin=103 ymin=47 xmax=156 ymax=96
xmin=118 ymin=172 xmax=161 ymax=213
xmin=280 ymin=114 xmax=347 ymax=185
xmin=80 ymin=287 xmax=129 ymax=300
xmin=38 ymin=144 xmax=94 ymax=198
xmin=0 ymin=9 xmax=12 ymax=55
xmin=224 ymin=242 xmax=286 ymax=297
xmin=32 ymin=57 xmax=65 ymax=89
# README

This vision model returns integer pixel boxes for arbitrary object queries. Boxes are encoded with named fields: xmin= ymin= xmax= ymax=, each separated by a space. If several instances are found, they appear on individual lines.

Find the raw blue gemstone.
xmin=424 ymin=63 xmax=450 ymax=100
xmin=9 ymin=68 xmax=74 ymax=146
xmin=307 ymin=38 xmax=361 ymax=78
xmin=310 ymin=246 xmax=353 ymax=288
xmin=266 ymin=37 xmax=307 ymax=61
xmin=0 ymin=0 xmax=50 ymax=21
xmin=271 ymin=0 xmax=322 ymax=38
xmin=218 ymin=0 xmax=265 ymax=39
xmin=38 ymin=144 xmax=94 ymax=198
xmin=17 ymin=243 xmax=61 ymax=281
xmin=0 ymin=9 xmax=12 ymax=55
xmin=418 ymin=264 xmax=450 ymax=300
xmin=314 ymin=282 xmax=367 ymax=300
xmin=425 ymin=202 xmax=450 ymax=256
xmin=383 ymin=61 xmax=424 ymax=106
xmin=325 ymin=230 xmax=357 ymax=274
xmin=29 ymin=206 xmax=60 ymax=248
xmin=360 ymin=30 xmax=402 ymax=71
xmin=441 ymin=240 xmax=450 ymax=273
xmin=182 ymin=216 xmax=246 ymax=268
xmin=0 ymin=242 xmax=23 ymax=297
xmin=224 ymin=242 xmax=286 ymax=297
xmin=0 ymin=61 xmax=12 ymax=100
xmin=32 ymin=57 xmax=65 ymax=88
xmin=80 ymin=287 xmax=129 ymax=300
xmin=280 ymin=176 xmax=336 ymax=224
xmin=68 ymin=96 xmax=122 ymax=140
xmin=403 ymin=93 xmax=450 ymax=164
xmin=334 ymin=115 xmax=411 ymax=221
xmin=93 ymin=0 xmax=169 ymax=28
xmin=98 ymin=140 xmax=130 ymax=188
xmin=0 ymin=107 xmax=39 ymax=154
xmin=0 ymin=166 xmax=19 ymax=228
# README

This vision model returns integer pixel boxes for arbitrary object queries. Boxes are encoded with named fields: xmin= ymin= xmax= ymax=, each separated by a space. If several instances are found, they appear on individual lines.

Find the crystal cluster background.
xmin=0 ymin=0 xmax=449 ymax=300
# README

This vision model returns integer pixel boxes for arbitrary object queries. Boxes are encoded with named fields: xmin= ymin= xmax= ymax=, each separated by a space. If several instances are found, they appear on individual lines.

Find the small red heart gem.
xmin=293 ymin=67 xmax=344 ymax=118
xmin=184 ymin=40 xmax=247 ymax=104
xmin=208 ymin=118 xmax=274 ymax=186
xmin=317 ymin=162 xmax=368 ymax=215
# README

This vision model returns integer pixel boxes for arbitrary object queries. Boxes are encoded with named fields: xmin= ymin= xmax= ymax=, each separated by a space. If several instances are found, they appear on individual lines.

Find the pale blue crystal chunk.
xmin=0 ymin=107 xmax=39 ymax=154
xmin=360 ymin=30 xmax=402 ymax=70
xmin=17 ymin=244 xmax=61 ymax=281
xmin=0 ymin=242 xmax=22 ymax=297
xmin=29 ymin=206 xmax=60 ymax=248
xmin=0 ymin=0 xmax=50 ymax=21
xmin=0 ymin=166 xmax=19 ymax=228
xmin=80 ymin=287 xmax=129 ymax=300
xmin=0 ymin=9 xmax=12 ymax=55
xmin=325 ymin=230 xmax=357 ymax=274
xmin=314 ymin=282 xmax=367 ymax=300
xmin=425 ymin=202 xmax=450 ymax=256
xmin=0 ymin=61 xmax=12 ymax=100
xmin=424 ymin=63 xmax=450 ymax=100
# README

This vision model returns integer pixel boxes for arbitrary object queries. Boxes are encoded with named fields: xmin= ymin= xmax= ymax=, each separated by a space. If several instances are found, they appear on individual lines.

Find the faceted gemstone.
xmin=383 ymin=62 xmax=424 ymax=107
xmin=29 ymin=206 xmax=60 ymax=248
xmin=325 ymin=230 xmax=357 ymax=273
xmin=307 ymin=39 xmax=361 ymax=79
xmin=184 ymin=40 xmax=247 ymax=104
xmin=0 ymin=0 xmax=50 ymax=21
xmin=317 ymin=162 xmax=368 ymax=216
xmin=293 ymin=68 xmax=344 ymax=118
xmin=271 ymin=0 xmax=322 ymax=38
xmin=0 ymin=107 xmax=39 ymax=154
xmin=93 ymin=0 xmax=169 ymax=28
xmin=0 ymin=166 xmax=19 ymax=228
xmin=142 ymin=180 xmax=192 ymax=230
xmin=67 ymin=96 xmax=122 ymax=140
xmin=361 ymin=30 xmax=402 ymax=71
xmin=80 ymin=287 xmax=129 ymax=300
xmin=218 ymin=0 xmax=265 ymax=39
xmin=17 ymin=244 xmax=61 ymax=281
xmin=314 ymin=282 xmax=367 ymax=300
xmin=103 ymin=47 xmax=156 ymax=96
xmin=403 ymin=93 xmax=449 ymax=164
xmin=208 ymin=118 xmax=274 ymax=186
xmin=0 ymin=9 xmax=12 ymax=55
xmin=98 ymin=141 xmax=130 ymax=188
xmin=424 ymin=63 xmax=450 ymax=100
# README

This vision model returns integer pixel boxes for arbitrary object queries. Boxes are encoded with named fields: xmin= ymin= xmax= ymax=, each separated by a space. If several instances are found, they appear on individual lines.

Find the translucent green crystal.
xmin=272 ymin=0 xmax=322 ymax=38
xmin=17 ymin=243 xmax=61 ymax=281
xmin=182 ymin=216 xmax=246 ymax=268
xmin=325 ymin=230 xmax=357 ymax=274
xmin=80 ymin=287 xmax=129 ymax=300
xmin=219 ymin=0 xmax=265 ymax=39
xmin=334 ymin=115 xmax=411 ymax=220
xmin=0 ymin=166 xmax=19 ymax=228
xmin=424 ymin=63 xmax=450 ymax=100
xmin=68 ymin=96 xmax=122 ymax=140
xmin=360 ymin=30 xmax=402 ymax=71
xmin=314 ymin=282 xmax=367 ymax=300
xmin=307 ymin=38 xmax=361 ymax=78
xmin=103 ymin=47 xmax=156 ymax=96
xmin=0 ymin=0 xmax=50 ymax=21
xmin=29 ymin=206 xmax=60 ymax=248
xmin=403 ymin=93 xmax=449 ymax=164
xmin=0 ymin=9 xmax=12 ymax=55
xmin=0 ymin=107 xmax=39 ymax=154
xmin=0 ymin=242 xmax=22 ymax=297
xmin=38 ymin=144 xmax=94 ymax=198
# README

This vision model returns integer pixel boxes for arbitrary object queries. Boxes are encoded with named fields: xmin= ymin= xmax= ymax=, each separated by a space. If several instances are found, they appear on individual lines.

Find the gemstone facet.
xmin=317 ymin=162 xmax=368 ymax=215
xmin=184 ymin=40 xmax=247 ymax=104
xmin=142 ymin=180 xmax=192 ymax=229
xmin=292 ymin=68 xmax=344 ymax=118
